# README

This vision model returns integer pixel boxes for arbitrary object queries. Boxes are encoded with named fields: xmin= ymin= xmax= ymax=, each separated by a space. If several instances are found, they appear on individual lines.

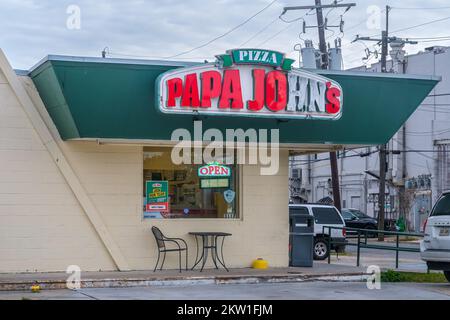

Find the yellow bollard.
xmin=31 ymin=284 xmax=41 ymax=293
xmin=252 ymin=258 xmax=269 ymax=269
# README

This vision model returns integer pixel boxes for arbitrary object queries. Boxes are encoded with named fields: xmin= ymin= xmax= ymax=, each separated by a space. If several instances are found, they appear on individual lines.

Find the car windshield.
xmin=431 ymin=194 xmax=450 ymax=217
xmin=349 ymin=210 xmax=369 ymax=219
xmin=341 ymin=210 xmax=355 ymax=220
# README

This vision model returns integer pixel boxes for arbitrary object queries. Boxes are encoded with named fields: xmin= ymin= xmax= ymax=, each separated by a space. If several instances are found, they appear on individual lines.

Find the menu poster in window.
xmin=146 ymin=181 xmax=169 ymax=213
xmin=200 ymin=179 xmax=229 ymax=189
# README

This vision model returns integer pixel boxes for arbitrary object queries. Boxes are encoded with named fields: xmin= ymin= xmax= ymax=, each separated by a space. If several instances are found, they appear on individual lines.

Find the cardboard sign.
xmin=146 ymin=181 xmax=169 ymax=213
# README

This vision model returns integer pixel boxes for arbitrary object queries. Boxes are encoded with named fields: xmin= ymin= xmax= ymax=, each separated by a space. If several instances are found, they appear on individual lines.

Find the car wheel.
xmin=445 ymin=271 xmax=450 ymax=283
xmin=365 ymin=225 xmax=378 ymax=238
xmin=314 ymin=238 xmax=329 ymax=260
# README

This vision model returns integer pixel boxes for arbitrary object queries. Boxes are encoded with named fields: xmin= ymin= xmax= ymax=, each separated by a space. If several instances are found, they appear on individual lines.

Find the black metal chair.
xmin=151 ymin=226 xmax=188 ymax=272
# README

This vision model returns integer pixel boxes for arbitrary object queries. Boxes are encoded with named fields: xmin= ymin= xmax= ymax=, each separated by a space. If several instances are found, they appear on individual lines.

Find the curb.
xmin=0 ymin=273 xmax=369 ymax=291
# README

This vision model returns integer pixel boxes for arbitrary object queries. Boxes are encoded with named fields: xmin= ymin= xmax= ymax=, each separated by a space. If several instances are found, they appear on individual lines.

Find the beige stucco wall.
xmin=0 ymin=63 xmax=289 ymax=272
xmin=62 ymin=143 xmax=289 ymax=270
xmin=0 ymin=68 xmax=116 ymax=272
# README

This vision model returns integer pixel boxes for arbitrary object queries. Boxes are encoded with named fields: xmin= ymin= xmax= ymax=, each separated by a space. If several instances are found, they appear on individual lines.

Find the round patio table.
xmin=189 ymin=232 xmax=232 ymax=272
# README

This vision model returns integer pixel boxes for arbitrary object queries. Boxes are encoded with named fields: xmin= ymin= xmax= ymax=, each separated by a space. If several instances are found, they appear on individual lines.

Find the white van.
xmin=289 ymin=204 xmax=347 ymax=260
xmin=420 ymin=191 xmax=450 ymax=282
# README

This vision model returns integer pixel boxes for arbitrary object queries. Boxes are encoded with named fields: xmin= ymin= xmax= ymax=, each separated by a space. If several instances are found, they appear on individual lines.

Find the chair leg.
xmin=160 ymin=251 xmax=166 ymax=271
xmin=154 ymin=250 xmax=160 ymax=272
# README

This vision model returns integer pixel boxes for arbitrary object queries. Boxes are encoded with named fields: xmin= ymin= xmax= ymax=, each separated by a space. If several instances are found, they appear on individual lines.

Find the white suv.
xmin=420 ymin=191 xmax=450 ymax=282
xmin=289 ymin=204 xmax=347 ymax=260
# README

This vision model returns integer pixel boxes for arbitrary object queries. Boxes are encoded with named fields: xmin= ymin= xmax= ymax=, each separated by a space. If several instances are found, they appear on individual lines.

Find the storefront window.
xmin=143 ymin=147 xmax=239 ymax=219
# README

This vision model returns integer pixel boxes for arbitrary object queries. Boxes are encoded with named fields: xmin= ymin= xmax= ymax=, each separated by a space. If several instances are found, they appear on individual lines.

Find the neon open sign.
xmin=198 ymin=162 xmax=231 ymax=178
xmin=156 ymin=49 xmax=343 ymax=120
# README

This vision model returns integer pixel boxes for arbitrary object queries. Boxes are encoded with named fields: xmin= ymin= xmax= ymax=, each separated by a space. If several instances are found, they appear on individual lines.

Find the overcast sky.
xmin=1 ymin=0 xmax=450 ymax=70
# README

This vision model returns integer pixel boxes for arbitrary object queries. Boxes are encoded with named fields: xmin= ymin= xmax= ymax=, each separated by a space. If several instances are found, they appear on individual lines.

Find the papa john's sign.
xmin=156 ymin=49 xmax=343 ymax=120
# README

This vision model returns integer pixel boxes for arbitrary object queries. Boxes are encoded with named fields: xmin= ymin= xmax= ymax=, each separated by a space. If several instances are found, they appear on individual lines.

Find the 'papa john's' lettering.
xmin=159 ymin=61 xmax=343 ymax=120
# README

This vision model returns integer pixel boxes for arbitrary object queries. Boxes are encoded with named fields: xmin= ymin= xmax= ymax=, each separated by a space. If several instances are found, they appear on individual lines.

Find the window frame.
xmin=311 ymin=207 xmax=345 ymax=225
xmin=141 ymin=147 xmax=243 ymax=221
xmin=430 ymin=193 xmax=450 ymax=217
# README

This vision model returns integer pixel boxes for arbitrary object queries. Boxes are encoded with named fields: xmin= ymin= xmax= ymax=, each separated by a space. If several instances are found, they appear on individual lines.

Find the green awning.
xmin=29 ymin=55 xmax=439 ymax=146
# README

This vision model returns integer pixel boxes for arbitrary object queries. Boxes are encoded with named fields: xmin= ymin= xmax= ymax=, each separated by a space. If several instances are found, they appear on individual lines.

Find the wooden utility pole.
xmin=315 ymin=0 xmax=340 ymax=211
xmin=315 ymin=0 xmax=329 ymax=69
xmin=378 ymin=144 xmax=387 ymax=241
xmin=377 ymin=6 xmax=390 ymax=241
xmin=282 ymin=0 xmax=356 ymax=212
xmin=353 ymin=7 xmax=390 ymax=240
xmin=353 ymin=6 xmax=417 ymax=241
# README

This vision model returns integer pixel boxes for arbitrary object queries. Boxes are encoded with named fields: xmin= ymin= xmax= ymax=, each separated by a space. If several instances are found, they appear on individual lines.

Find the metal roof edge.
xmin=306 ymin=68 xmax=441 ymax=82
xmin=25 ymin=55 xmax=441 ymax=82
xmin=14 ymin=69 xmax=29 ymax=76
xmin=67 ymin=138 xmax=373 ymax=149
xmin=27 ymin=54 xmax=203 ymax=74
xmin=28 ymin=55 xmax=52 ymax=75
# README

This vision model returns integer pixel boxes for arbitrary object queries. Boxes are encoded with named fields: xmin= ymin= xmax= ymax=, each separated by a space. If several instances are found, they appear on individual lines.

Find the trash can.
xmin=289 ymin=214 xmax=315 ymax=267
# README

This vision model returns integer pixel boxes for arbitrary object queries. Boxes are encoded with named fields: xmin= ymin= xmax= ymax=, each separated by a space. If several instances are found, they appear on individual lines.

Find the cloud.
xmin=0 ymin=0 xmax=449 ymax=70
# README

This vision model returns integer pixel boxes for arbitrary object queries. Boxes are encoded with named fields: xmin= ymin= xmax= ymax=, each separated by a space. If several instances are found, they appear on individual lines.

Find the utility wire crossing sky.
xmin=1 ymin=0 xmax=450 ymax=70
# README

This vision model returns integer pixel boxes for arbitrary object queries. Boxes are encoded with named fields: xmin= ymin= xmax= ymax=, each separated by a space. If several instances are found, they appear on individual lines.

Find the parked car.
xmin=289 ymin=204 xmax=347 ymax=260
xmin=341 ymin=208 xmax=378 ymax=236
xmin=420 ymin=192 xmax=450 ymax=282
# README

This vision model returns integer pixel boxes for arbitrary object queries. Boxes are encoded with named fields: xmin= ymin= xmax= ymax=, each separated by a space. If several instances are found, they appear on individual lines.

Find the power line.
xmin=335 ymin=11 xmax=450 ymax=67
xmin=420 ymin=107 xmax=450 ymax=113
xmin=423 ymin=104 xmax=450 ymax=108
xmin=106 ymin=50 xmax=210 ymax=60
xmin=396 ymin=35 xmax=450 ymax=43
xmin=345 ymin=8 xmax=387 ymax=33
xmin=239 ymin=17 xmax=280 ymax=47
xmin=390 ymin=15 xmax=450 ymax=35
xmin=404 ymin=35 xmax=450 ymax=40
xmin=419 ymin=105 xmax=450 ymax=111
xmin=164 ymin=0 xmax=278 ymax=59
xmin=391 ymin=6 xmax=450 ymax=10
xmin=417 ymin=38 xmax=450 ymax=43
xmin=391 ymin=138 xmax=435 ymax=161
xmin=279 ymin=9 xmax=312 ymax=23
xmin=399 ymin=150 xmax=450 ymax=153
xmin=418 ymin=108 xmax=450 ymax=115
xmin=406 ymin=129 xmax=450 ymax=135
xmin=289 ymin=152 xmax=372 ymax=164
xmin=362 ymin=15 xmax=450 ymax=38
xmin=261 ymin=8 xmax=319 ymax=48
xmin=427 ymin=93 xmax=450 ymax=97
xmin=255 ymin=22 xmax=296 ymax=47
xmin=405 ymin=128 xmax=450 ymax=136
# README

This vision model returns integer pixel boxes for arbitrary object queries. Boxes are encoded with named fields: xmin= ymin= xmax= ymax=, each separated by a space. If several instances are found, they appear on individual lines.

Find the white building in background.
xmin=291 ymin=45 xmax=450 ymax=232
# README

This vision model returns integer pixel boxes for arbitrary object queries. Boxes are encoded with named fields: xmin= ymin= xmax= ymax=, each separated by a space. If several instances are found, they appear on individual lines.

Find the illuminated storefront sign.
xmin=198 ymin=162 xmax=231 ymax=178
xmin=156 ymin=48 xmax=343 ymax=120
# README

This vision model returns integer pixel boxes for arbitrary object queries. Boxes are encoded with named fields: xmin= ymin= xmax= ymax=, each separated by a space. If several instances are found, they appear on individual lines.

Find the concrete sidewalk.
xmin=0 ymin=262 xmax=368 ymax=291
